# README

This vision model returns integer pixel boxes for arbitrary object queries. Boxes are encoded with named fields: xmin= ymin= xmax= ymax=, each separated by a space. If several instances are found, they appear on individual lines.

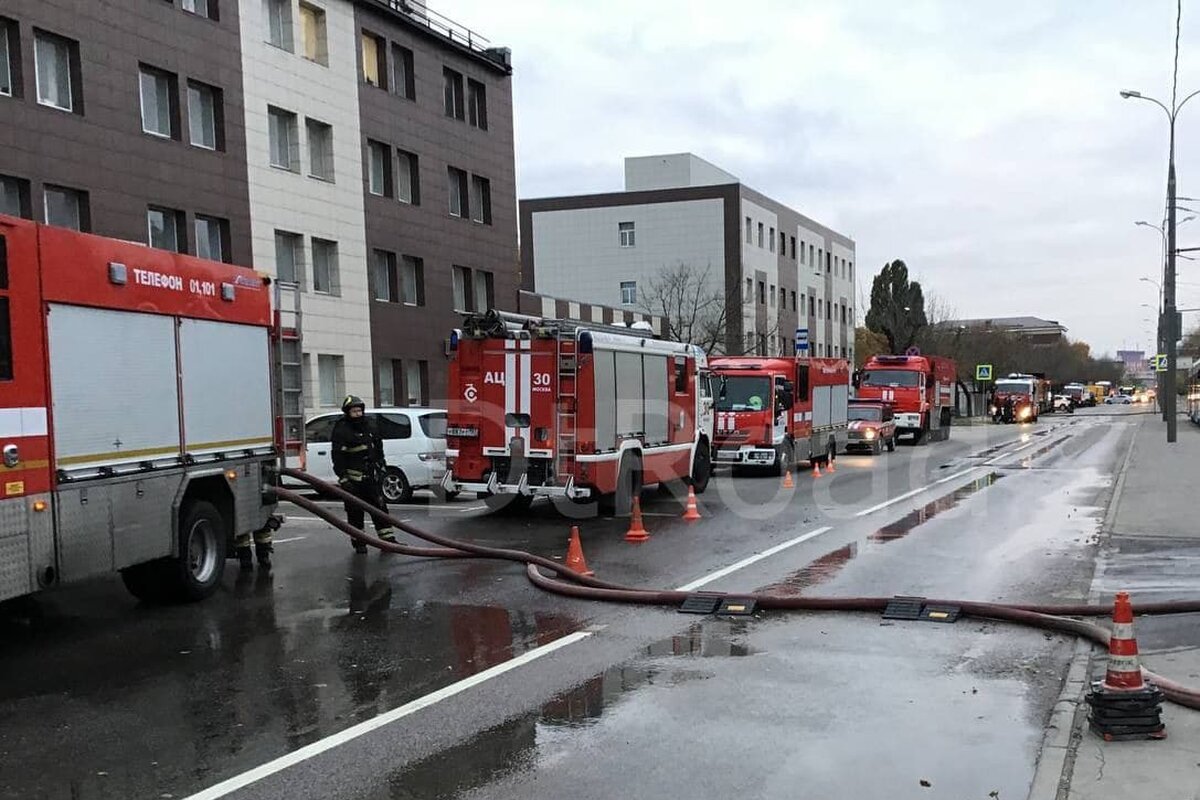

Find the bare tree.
xmin=639 ymin=262 xmax=729 ymax=355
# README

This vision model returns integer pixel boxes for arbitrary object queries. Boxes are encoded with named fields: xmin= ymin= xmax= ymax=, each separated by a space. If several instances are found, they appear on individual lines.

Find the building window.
xmin=194 ymin=214 xmax=228 ymax=262
xmin=147 ymin=206 xmax=185 ymax=252
xmin=266 ymin=0 xmax=293 ymax=51
xmin=275 ymin=230 xmax=303 ymax=286
xmin=367 ymin=140 xmax=391 ymax=197
xmin=808 ymin=295 xmax=814 ymax=317
xmin=757 ymin=222 xmax=764 ymax=248
xmin=790 ymin=236 xmax=796 ymax=259
xmin=443 ymin=67 xmax=465 ymax=120
xmin=769 ymin=284 xmax=775 ymax=307
xmin=618 ymin=221 xmax=635 ymax=248
xmin=372 ymin=248 xmax=396 ymax=302
xmin=620 ymin=280 xmax=636 ymax=305
xmin=841 ymin=304 xmax=847 ymax=324
xmin=306 ymin=118 xmax=334 ymax=181
xmin=268 ymin=106 xmax=299 ymax=170
xmin=470 ymin=175 xmax=491 ymax=224
xmin=361 ymin=31 xmax=385 ymax=87
xmin=849 ymin=262 xmax=854 ymax=281
xmin=404 ymin=360 xmax=426 ymax=406
xmin=317 ymin=354 xmax=344 ymax=407
xmin=0 ymin=20 xmax=14 ymax=98
xmin=401 ymin=255 xmax=424 ymax=306
xmin=809 ymin=244 xmax=814 ymax=265
xmin=378 ymin=359 xmax=397 ymax=406
xmin=182 ymin=0 xmax=219 ymax=20
xmin=452 ymin=265 xmax=470 ymax=311
xmin=447 ymin=166 xmax=467 ymax=217
xmin=35 ymin=30 xmax=77 ymax=112
xmin=780 ymin=287 xmax=786 ymax=308
xmin=311 ymin=237 xmax=338 ymax=294
xmin=139 ymin=66 xmax=178 ymax=138
xmin=769 ymin=227 xmax=775 ymax=253
xmin=299 ymin=3 xmax=327 ymax=64
xmin=467 ymin=78 xmax=487 ymax=129
xmin=473 ymin=269 xmax=494 ymax=311
xmin=0 ymin=176 xmax=31 ymax=218
xmin=827 ymin=300 xmax=832 ymax=320
xmin=817 ymin=298 xmax=823 ymax=318
xmin=826 ymin=251 xmax=831 ymax=273
xmin=397 ymin=150 xmax=419 ymax=204
xmin=187 ymin=80 xmax=221 ymax=150
xmin=780 ymin=230 xmax=786 ymax=254
xmin=744 ymin=278 xmax=751 ymax=301
xmin=790 ymin=290 xmax=796 ymax=311
xmin=745 ymin=216 xmax=752 ymax=244
xmin=390 ymin=43 xmax=415 ymax=100
xmin=758 ymin=280 xmax=765 ymax=305
xmin=43 ymin=185 xmax=86 ymax=230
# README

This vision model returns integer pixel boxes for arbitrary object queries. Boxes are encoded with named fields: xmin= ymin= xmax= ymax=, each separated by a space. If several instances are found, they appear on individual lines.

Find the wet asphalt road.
xmin=0 ymin=407 xmax=1153 ymax=800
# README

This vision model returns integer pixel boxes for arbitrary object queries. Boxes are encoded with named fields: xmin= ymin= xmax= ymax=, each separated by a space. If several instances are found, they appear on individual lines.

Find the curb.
xmin=1025 ymin=418 xmax=1140 ymax=800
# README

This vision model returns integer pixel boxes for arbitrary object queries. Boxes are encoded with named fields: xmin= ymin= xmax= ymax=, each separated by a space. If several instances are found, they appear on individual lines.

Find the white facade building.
xmin=521 ymin=154 xmax=857 ymax=360
xmin=239 ymin=0 xmax=373 ymax=413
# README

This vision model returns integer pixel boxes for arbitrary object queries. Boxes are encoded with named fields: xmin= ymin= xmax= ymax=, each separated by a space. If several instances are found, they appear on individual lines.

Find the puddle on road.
xmin=0 ymin=566 xmax=584 ymax=800
xmin=765 ymin=473 xmax=1002 ymax=595
xmin=382 ymin=618 xmax=754 ymax=800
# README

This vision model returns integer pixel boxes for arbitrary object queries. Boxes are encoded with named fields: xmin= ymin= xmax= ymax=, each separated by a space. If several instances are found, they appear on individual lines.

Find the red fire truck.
xmin=442 ymin=311 xmax=715 ymax=514
xmin=0 ymin=215 xmax=290 ymax=604
xmin=856 ymin=353 xmax=957 ymax=443
xmin=990 ymin=372 xmax=1052 ymax=423
xmin=709 ymin=356 xmax=851 ymax=474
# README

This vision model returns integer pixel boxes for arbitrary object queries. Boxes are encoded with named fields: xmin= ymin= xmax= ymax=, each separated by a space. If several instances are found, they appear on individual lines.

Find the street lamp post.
xmin=1122 ymin=87 xmax=1200 ymax=442
xmin=1138 ymin=274 xmax=1167 ymax=418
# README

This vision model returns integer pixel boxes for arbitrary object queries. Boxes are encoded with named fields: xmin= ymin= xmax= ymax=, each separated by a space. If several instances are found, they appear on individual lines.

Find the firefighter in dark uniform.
xmin=331 ymin=395 xmax=398 ymax=553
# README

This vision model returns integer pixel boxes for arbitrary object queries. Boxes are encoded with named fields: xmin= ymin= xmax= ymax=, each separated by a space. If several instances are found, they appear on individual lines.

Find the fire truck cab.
xmin=0 ymin=215 xmax=286 ymax=604
xmin=709 ymin=356 xmax=850 ymax=474
xmin=444 ymin=311 xmax=715 ymax=514
xmin=856 ymin=353 xmax=957 ymax=443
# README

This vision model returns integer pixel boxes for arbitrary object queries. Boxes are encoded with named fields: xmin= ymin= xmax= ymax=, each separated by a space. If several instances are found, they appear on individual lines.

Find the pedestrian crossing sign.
xmin=975 ymin=364 xmax=993 ymax=381
xmin=1153 ymin=354 xmax=1167 ymax=372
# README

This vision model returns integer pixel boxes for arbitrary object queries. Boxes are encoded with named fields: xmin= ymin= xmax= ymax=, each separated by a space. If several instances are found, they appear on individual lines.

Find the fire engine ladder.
xmin=273 ymin=279 xmax=305 ymax=462
xmin=555 ymin=334 xmax=578 ymax=485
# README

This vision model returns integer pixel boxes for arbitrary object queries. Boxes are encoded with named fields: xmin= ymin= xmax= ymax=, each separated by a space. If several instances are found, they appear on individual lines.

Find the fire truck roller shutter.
xmin=615 ymin=352 xmax=643 ymax=438
xmin=643 ymin=355 xmax=669 ymax=445
xmin=813 ymin=383 xmax=833 ymax=428
xmin=830 ymin=383 xmax=849 ymax=426
xmin=47 ymin=304 xmax=181 ymax=473
xmin=179 ymin=319 xmax=273 ymax=460
xmin=593 ymin=350 xmax=616 ymax=451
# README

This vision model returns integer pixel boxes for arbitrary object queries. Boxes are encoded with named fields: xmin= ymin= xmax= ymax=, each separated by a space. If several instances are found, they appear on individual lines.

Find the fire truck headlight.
xmin=863 ymin=428 xmax=876 ymax=439
xmin=33 ymin=500 xmax=47 ymax=513
xmin=989 ymin=405 xmax=997 ymax=415
xmin=1019 ymin=407 xmax=1031 ymax=420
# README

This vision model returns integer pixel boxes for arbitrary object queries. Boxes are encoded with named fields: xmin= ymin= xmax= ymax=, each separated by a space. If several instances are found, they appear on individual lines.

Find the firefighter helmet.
xmin=341 ymin=395 xmax=366 ymax=413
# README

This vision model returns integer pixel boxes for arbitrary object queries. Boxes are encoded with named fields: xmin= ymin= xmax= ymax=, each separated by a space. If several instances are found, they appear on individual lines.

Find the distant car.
xmin=294 ymin=407 xmax=451 ymax=502
xmin=1053 ymin=395 xmax=1073 ymax=411
xmin=846 ymin=401 xmax=897 ymax=455
xmin=1104 ymin=395 xmax=1133 ymax=405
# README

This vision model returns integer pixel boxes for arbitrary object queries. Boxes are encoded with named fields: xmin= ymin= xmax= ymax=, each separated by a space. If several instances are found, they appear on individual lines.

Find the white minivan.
xmin=298 ymin=408 xmax=450 ymax=502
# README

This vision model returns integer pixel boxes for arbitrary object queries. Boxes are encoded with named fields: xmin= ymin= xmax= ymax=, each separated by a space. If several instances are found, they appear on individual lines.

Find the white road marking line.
xmin=934 ymin=467 xmax=982 ymax=485
xmin=982 ymin=437 xmax=1041 ymax=465
xmin=674 ymin=526 xmax=833 ymax=592
xmin=271 ymin=536 xmax=307 ymax=544
xmin=854 ymin=486 xmax=928 ymax=517
xmin=182 ymin=630 xmax=593 ymax=800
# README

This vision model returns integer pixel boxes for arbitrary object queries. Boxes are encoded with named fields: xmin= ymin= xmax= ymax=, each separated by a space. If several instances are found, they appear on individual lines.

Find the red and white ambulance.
xmin=0 ymin=215 xmax=286 ymax=604
xmin=443 ymin=311 xmax=715 ymax=513
xmin=708 ymin=356 xmax=851 ymax=474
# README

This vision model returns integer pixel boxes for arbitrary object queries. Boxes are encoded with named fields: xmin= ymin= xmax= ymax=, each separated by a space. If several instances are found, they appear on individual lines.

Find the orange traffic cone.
xmin=1102 ymin=591 xmax=1146 ymax=691
xmin=826 ymin=457 xmax=836 ymax=473
xmin=682 ymin=487 xmax=702 ymax=521
xmin=625 ymin=496 xmax=650 ymax=542
xmin=565 ymin=526 xmax=594 ymax=577
xmin=782 ymin=469 xmax=795 ymax=489
xmin=812 ymin=460 xmax=822 ymax=478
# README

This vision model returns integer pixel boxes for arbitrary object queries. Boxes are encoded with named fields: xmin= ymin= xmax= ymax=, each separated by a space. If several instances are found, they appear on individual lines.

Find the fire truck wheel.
xmin=381 ymin=468 xmax=413 ymax=503
xmin=602 ymin=454 xmax=642 ymax=516
xmin=122 ymin=500 xmax=227 ymax=603
xmin=690 ymin=445 xmax=712 ymax=494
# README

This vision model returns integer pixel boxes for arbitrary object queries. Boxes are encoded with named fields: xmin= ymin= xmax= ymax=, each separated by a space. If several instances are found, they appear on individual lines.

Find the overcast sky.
xmin=443 ymin=0 xmax=1200 ymax=355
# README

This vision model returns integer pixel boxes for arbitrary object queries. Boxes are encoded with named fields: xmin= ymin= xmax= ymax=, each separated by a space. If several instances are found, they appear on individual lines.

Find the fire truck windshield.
xmin=860 ymin=369 xmax=919 ymax=388
xmin=995 ymin=380 xmax=1032 ymax=395
xmin=716 ymin=376 xmax=771 ymax=412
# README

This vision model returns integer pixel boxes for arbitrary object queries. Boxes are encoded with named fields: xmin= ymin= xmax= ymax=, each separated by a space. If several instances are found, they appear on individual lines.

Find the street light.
xmin=1122 ymin=84 xmax=1200 ymax=442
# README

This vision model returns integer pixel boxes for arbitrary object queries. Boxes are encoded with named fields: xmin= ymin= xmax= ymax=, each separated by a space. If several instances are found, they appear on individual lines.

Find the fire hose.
xmin=275 ymin=468 xmax=1200 ymax=710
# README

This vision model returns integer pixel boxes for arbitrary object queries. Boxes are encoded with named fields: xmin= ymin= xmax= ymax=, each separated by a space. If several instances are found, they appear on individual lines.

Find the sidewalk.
xmin=1054 ymin=416 xmax=1200 ymax=799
